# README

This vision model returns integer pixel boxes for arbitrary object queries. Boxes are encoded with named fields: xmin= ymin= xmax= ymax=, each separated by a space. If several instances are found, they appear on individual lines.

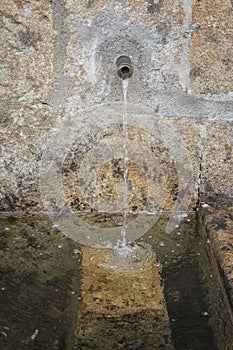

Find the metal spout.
xmin=116 ymin=55 xmax=133 ymax=79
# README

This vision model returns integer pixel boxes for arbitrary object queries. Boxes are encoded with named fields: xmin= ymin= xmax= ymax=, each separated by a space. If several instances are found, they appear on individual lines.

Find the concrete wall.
xmin=1 ymin=0 xmax=232 ymax=214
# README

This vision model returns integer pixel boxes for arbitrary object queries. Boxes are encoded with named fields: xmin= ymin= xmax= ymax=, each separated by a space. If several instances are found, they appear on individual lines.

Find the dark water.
xmin=0 ymin=213 xmax=233 ymax=349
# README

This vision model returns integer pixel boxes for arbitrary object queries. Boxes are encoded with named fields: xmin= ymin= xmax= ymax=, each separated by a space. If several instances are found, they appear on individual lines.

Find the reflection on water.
xmin=0 ymin=213 xmax=233 ymax=349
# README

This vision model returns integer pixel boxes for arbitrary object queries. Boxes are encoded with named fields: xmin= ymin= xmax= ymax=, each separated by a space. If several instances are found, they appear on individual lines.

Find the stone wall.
xmin=1 ymin=0 xmax=232 ymax=215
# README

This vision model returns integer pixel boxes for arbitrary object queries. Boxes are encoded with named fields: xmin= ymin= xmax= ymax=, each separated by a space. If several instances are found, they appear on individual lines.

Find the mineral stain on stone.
xmin=18 ymin=27 xmax=42 ymax=49
xmin=147 ymin=0 xmax=164 ymax=14
xmin=86 ymin=0 xmax=99 ymax=9
xmin=189 ymin=66 xmax=202 ymax=82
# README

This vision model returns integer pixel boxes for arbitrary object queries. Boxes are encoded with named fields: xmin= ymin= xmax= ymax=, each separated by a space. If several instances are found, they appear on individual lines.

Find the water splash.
xmin=121 ymin=78 xmax=129 ymax=247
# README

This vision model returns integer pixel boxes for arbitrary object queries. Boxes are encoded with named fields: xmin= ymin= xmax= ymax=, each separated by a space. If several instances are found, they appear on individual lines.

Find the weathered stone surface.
xmin=63 ymin=0 xmax=190 ymax=108
xmin=1 ymin=0 xmax=232 ymax=215
xmin=199 ymin=196 xmax=233 ymax=309
xmin=1 ymin=104 xmax=201 ymax=215
xmin=1 ymin=0 xmax=54 ymax=104
xmin=0 ymin=105 xmax=61 ymax=212
xmin=190 ymin=0 xmax=233 ymax=95
xmin=0 ymin=0 xmax=54 ymax=212
xmin=201 ymin=120 xmax=233 ymax=198
xmin=61 ymin=114 xmax=201 ymax=215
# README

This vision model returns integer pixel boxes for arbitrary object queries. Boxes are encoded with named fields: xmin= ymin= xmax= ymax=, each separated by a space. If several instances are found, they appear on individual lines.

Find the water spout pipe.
xmin=116 ymin=56 xmax=133 ymax=79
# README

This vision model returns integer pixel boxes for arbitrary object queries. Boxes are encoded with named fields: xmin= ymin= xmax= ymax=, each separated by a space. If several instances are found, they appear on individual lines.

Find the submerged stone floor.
xmin=0 ymin=211 xmax=233 ymax=349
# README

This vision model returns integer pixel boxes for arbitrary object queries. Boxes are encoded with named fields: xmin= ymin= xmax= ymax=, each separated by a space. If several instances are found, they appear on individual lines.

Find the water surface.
xmin=0 ymin=213 xmax=233 ymax=349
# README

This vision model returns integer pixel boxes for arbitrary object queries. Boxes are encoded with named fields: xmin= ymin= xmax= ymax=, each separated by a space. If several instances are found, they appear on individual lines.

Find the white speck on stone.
xmin=152 ymin=59 xmax=162 ymax=70
xmin=201 ymin=311 xmax=209 ymax=316
xmin=4 ymin=227 xmax=10 ymax=231
xmin=73 ymin=249 xmax=81 ymax=255
xmin=201 ymin=202 xmax=210 ymax=208
xmin=31 ymin=329 xmax=39 ymax=340
xmin=58 ymin=245 xmax=63 ymax=249
xmin=177 ymin=232 xmax=181 ymax=235
xmin=159 ymin=241 xmax=166 ymax=247
xmin=116 ymin=221 xmax=123 ymax=226
xmin=206 ymin=239 xmax=210 ymax=244
xmin=52 ymin=223 xmax=59 ymax=228
xmin=71 ymin=291 xmax=75 ymax=295
xmin=1 ymin=288 xmax=6 ymax=291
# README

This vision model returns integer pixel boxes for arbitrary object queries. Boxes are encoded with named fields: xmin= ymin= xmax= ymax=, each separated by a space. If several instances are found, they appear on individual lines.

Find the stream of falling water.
xmin=121 ymin=78 xmax=129 ymax=247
